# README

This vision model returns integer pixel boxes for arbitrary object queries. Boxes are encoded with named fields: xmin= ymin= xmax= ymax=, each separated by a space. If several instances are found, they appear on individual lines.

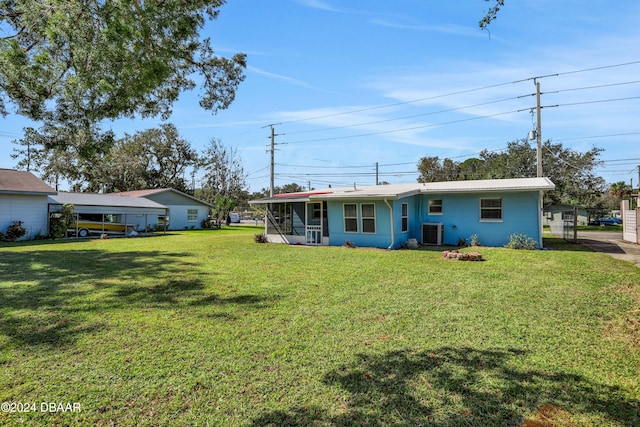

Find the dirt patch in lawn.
xmin=605 ymin=283 xmax=640 ymax=348
xmin=521 ymin=404 xmax=576 ymax=426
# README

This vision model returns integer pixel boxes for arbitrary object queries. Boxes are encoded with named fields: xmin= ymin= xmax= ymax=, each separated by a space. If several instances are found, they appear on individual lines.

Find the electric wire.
xmin=267 ymin=60 xmax=640 ymax=128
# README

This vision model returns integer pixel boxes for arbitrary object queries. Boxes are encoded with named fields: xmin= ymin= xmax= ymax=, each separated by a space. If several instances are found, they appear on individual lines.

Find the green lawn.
xmin=1 ymin=227 xmax=638 ymax=426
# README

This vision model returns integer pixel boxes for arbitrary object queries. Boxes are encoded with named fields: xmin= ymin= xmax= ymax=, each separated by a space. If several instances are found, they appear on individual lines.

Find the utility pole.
xmin=535 ymin=79 xmax=542 ymax=178
xmin=375 ymin=162 xmax=379 ymax=185
xmin=270 ymin=126 xmax=275 ymax=197
xmin=263 ymin=125 xmax=284 ymax=197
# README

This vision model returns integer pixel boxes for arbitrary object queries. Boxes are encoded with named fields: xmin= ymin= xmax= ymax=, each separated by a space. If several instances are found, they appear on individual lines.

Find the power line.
xmin=267 ymin=60 xmax=640 ymax=128
xmin=284 ymin=109 xmax=522 ymax=145
xmin=282 ymin=95 xmax=522 ymax=136
xmin=273 ymin=81 xmax=522 ymax=126
xmin=556 ymin=96 xmax=640 ymax=108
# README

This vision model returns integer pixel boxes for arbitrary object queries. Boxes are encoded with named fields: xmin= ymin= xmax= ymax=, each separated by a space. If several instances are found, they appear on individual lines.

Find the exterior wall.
xmin=144 ymin=192 xmax=211 ymax=230
xmin=418 ymin=191 xmax=542 ymax=247
xmin=543 ymin=205 xmax=588 ymax=226
xmin=0 ymin=194 xmax=49 ymax=240
xmin=262 ymin=190 xmax=543 ymax=249
xmin=163 ymin=205 xmax=208 ymax=230
xmin=326 ymin=199 xmax=395 ymax=248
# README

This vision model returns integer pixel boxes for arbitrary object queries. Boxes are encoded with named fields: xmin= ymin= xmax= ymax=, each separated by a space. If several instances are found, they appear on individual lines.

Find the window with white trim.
xmin=344 ymin=204 xmax=358 ymax=233
xmin=401 ymin=203 xmax=408 ymax=232
xmin=428 ymin=199 xmax=443 ymax=215
xmin=480 ymin=198 xmax=502 ymax=221
xmin=187 ymin=208 xmax=198 ymax=221
xmin=361 ymin=203 xmax=376 ymax=234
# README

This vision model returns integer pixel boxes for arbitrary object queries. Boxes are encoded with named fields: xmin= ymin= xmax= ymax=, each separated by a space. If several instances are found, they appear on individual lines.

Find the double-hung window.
xmin=361 ymin=203 xmax=376 ymax=234
xmin=187 ymin=209 xmax=198 ymax=221
xmin=428 ymin=199 xmax=443 ymax=215
xmin=344 ymin=204 xmax=358 ymax=233
xmin=480 ymin=198 xmax=502 ymax=221
xmin=401 ymin=203 xmax=408 ymax=232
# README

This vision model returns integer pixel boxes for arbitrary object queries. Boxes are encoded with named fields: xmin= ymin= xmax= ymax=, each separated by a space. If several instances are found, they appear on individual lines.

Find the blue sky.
xmin=1 ymin=0 xmax=639 ymax=192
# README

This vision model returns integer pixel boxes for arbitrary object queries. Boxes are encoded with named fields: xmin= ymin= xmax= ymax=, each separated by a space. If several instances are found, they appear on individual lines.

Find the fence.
xmin=621 ymin=200 xmax=639 ymax=244
xmin=549 ymin=207 xmax=578 ymax=243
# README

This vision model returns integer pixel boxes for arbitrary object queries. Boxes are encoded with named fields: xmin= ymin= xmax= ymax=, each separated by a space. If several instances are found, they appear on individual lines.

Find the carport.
xmin=48 ymin=192 xmax=168 ymax=237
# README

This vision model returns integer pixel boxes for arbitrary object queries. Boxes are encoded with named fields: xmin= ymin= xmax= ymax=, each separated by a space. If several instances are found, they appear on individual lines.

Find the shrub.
xmin=254 ymin=233 xmax=268 ymax=243
xmin=505 ymin=234 xmax=538 ymax=250
xmin=468 ymin=234 xmax=481 ymax=247
xmin=49 ymin=204 xmax=75 ymax=239
xmin=5 ymin=221 xmax=26 ymax=242
xmin=343 ymin=240 xmax=356 ymax=248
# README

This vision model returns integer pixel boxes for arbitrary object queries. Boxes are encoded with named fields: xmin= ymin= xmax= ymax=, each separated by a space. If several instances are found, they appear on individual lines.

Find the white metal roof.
xmin=310 ymin=178 xmax=555 ymax=200
xmin=48 ymin=192 xmax=167 ymax=212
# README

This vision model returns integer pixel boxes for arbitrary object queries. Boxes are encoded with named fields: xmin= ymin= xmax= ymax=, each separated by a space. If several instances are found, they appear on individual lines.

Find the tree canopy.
xmin=0 ymin=0 xmax=246 ymax=126
xmin=417 ymin=139 xmax=605 ymax=207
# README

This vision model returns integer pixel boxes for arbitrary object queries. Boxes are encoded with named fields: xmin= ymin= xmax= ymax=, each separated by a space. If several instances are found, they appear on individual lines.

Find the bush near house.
xmin=1 ymin=220 xmax=26 ymax=242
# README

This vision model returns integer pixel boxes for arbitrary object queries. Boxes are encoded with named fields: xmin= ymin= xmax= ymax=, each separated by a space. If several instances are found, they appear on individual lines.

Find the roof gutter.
xmin=384 ymin=198 xmax=395 ymax=250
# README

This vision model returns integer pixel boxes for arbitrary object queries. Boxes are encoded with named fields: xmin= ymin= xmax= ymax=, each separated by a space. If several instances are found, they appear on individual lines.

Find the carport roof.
xmin=48 ymin=192 xmax=167 ymax=209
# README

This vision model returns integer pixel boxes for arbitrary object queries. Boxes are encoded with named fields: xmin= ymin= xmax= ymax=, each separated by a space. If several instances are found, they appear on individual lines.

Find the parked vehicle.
xmin=588 ymin=217 xmax=622 ymax=226
xmin=229 ymin=213 xmax=241 ymax=223
xmin=71 ymin=214 xmax=138 ymax=237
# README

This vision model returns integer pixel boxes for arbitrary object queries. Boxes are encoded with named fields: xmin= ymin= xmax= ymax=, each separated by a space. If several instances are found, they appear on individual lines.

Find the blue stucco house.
xmin=250 ymin=177 xmax=555 ymax=249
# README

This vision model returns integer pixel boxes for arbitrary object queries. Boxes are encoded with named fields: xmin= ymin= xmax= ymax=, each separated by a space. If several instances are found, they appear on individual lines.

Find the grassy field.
xmin=0 ymin=227 xmax=638 ymax=426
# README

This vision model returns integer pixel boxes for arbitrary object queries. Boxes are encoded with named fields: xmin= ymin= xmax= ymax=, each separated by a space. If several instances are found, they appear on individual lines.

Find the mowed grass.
xmin=0 ymin=227 xmax=638 ymax=426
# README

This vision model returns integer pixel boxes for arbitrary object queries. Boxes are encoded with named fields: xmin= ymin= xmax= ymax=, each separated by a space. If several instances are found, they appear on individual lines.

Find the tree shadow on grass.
xmin=250 ymin=347 xmax=639 ymax=426
xmin=0 ymin=250 xmax=272 ymax=349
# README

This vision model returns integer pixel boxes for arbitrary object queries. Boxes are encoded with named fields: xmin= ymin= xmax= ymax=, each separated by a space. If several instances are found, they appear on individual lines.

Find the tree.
xmin=97 ymin=124 xmax=198 ymax=193
xmin=11 ymin=123 xmax=115 ymax=190
xmin=417 ymin=157 xmax=447 ymax=183
xmin=608 ymin=181 xmax=633 ymax=198
xmin=198 ymin=138 xmax=247 ymax=207
xmin=1 ymin=0 xmax=245 ymax=140
xmin=416 ymin=139 xmax=605 ymax=207
xmin=479 ymin=0 xmax=505 ymax=30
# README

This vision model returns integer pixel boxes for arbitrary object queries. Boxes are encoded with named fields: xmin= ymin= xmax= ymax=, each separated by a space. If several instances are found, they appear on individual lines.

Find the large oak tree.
xmin=1 ymin=0 xmax=246 ymax=129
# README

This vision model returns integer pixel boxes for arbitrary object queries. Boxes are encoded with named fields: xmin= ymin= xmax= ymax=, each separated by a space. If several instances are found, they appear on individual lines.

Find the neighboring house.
xmin=250 ymin=177 xmax=555 ymax=249
xmin=543 ymin=203 xmax=588 ymax=226
xmin=116 ymin=188 xmax=213 ymax=230
xmin=0 ymin=169 xmax=56 ymax=240
xmin=48 ymin=192 xmax=168 ymax=236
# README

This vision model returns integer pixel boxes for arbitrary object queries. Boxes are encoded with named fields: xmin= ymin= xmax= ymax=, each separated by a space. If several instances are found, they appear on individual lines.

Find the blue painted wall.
xmin=324 ymin=190 xmax=542 ymax=249
xmin=327 ymin=199 xmax=394 ymax=248
xmin=418 ymin=191 xmax=541 ymax=247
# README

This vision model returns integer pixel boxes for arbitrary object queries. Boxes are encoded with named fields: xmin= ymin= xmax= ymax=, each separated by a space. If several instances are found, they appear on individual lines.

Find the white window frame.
xmin=311 ymin=202 xmax=322 ymax=220
xmin=428 ymin=199 xmax=443 ymax=215
xmin=479 ymin=198 xmax=503 ymax=222
xmin=361 ymin=203 xmax=376 ymax=234
xmin=401 ymin=203 xmax=408 ymax=232
xmin=187 ymin=208 xmax=198 ymax=222
xmin=343 ymin=203 xmax=358 ymax=233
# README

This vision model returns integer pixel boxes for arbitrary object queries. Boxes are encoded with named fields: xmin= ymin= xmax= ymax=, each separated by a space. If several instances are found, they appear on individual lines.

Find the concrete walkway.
xmin=577 ymin=231 xmax=640 ymax=268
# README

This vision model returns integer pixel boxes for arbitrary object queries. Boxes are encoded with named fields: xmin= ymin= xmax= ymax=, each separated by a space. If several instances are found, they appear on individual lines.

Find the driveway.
xmin=578 ymin=231 xmax=640 ymax=268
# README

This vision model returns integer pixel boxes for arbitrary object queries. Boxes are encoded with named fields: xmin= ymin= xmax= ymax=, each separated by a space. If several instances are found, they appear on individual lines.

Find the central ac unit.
xmin=422 ymin=222 xmax=443 ymax=245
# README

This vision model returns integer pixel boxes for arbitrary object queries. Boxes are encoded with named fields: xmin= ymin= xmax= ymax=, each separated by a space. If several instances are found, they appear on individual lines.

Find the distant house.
xmin=116 ymin=188 xmax=214 ymax=230
xmin=0 ymin=169 xmax=56 ymax=240
xmin=543 ymin=203 xmax=588 ymax=226
xmin=250 ymin=177 xmax=555 ymax=249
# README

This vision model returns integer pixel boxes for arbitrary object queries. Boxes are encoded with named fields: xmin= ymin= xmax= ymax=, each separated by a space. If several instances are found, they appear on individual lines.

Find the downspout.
xmin=384 ymin=198 xmax=395 ymax=250
xmin=538 ymin=190 xmax=544 ymax=249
